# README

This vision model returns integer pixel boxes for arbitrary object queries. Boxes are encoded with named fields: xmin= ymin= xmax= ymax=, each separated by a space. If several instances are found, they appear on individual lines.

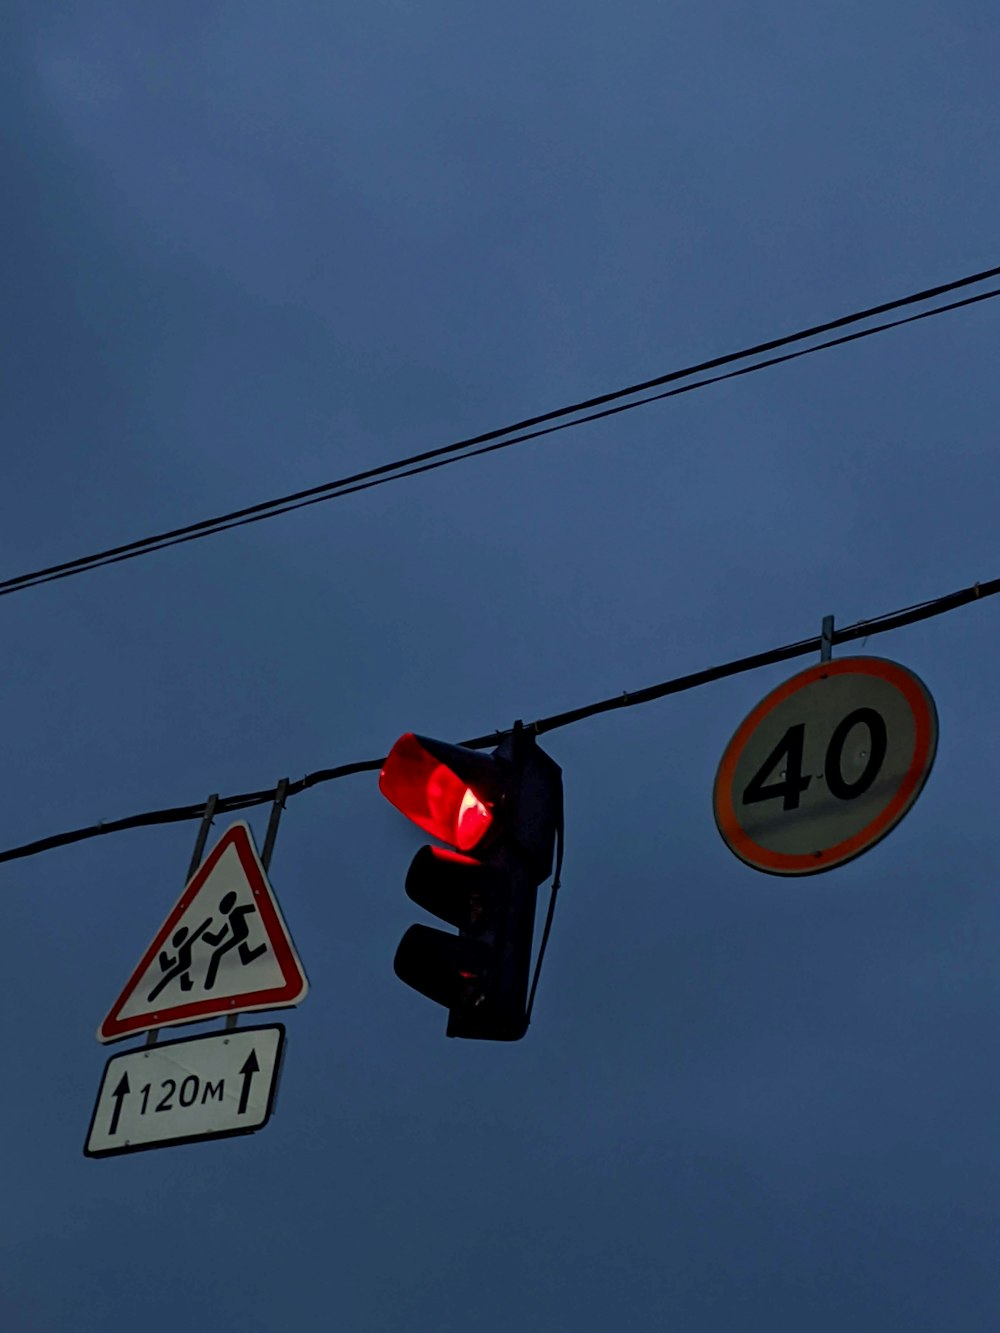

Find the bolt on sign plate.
xmin=713 ymin=657 xmax=938 ymax=875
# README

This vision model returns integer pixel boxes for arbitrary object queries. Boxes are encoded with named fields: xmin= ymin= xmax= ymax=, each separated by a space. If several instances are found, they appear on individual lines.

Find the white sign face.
xmin=85 ymin=1026 xmax=284 ymax=1157
xmin=99 ymin=823 xmax=308 ymax=1043
xmin=713 ymin=657 xmax=937 ymax=875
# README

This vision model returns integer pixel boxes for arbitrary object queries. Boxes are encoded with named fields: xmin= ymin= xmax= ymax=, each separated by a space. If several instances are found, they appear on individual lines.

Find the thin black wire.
xmin=6 ymin=286 xmax=1000 ymax=594
xmin=1 ymin=574 xmax=995 ymax=865
xmin=525 ymin=805 xmax=564 ymax=1027
xmin=3 ymin=267 xmax=999 ymax=597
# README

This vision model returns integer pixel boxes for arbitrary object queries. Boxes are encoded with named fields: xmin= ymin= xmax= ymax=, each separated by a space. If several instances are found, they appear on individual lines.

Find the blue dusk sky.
xmin=4 ymin=4 xmax=1000 ymax=1330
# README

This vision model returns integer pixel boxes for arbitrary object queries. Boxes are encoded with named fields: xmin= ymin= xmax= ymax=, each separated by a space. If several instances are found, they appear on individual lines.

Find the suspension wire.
xmin=1 ymin=573 xmax=995 ymax=867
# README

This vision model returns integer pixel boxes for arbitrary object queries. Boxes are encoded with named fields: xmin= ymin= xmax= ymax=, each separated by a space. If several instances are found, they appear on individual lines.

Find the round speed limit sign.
xmin=713 ymin=657 xmax=937 ymax=875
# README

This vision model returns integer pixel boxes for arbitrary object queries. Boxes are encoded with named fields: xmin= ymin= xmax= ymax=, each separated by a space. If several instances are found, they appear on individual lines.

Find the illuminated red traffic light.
xmin=379 ymin=733 xmax=496 ymax=851
xmin=380 ymin=726 xmax=563 ymax=1041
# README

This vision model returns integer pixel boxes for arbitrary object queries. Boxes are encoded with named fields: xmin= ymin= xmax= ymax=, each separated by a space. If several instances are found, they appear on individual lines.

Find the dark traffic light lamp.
xmin=379 ymin=725 xmax=563 ymax=1041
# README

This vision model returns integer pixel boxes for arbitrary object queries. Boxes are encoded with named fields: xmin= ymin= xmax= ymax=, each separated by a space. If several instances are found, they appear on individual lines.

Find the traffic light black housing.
xmin=380 ymin=725 xmax=563 ymax=1041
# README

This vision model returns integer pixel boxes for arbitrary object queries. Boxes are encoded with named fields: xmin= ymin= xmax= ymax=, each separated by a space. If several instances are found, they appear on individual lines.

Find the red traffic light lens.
xmin=379 ymin=733 xmax=495 ymax=850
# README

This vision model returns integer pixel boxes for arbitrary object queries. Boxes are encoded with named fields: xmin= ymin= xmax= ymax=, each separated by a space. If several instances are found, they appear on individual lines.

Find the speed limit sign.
xmin=713 ymin=657 xmax=938 ymax=875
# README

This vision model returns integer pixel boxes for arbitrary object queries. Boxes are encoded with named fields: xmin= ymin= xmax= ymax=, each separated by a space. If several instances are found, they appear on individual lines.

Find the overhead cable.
xmin=3 ymin=266 xmax=1000 ymax=597
xmin=2 ymin=573 xmax=995 ymax=865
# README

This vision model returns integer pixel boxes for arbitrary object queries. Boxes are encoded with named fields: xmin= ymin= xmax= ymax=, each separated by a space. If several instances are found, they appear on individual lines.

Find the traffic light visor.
xmin=380 ymin=733 xmax=496 ymax=850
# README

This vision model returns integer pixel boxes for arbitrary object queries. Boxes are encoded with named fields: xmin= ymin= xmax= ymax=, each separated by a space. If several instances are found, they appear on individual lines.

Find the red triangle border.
xmin=98 ymin=823 xmax=308 ymax=1043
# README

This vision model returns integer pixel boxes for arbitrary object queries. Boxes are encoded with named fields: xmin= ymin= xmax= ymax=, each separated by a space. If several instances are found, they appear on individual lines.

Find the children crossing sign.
xmin=98 ymin=822 xmax=308 ymax=1042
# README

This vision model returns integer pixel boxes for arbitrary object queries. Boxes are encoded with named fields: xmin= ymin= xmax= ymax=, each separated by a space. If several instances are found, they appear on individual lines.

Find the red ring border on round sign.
xmin=713 ymin=656 xmax=938 ymax=875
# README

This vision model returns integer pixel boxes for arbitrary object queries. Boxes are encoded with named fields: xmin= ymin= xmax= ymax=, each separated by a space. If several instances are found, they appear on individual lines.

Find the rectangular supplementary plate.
xmin=84 ymin=1025 xmax=284 ymax=1158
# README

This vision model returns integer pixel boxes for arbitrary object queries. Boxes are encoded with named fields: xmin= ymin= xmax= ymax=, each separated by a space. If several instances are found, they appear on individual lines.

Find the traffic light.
xmin=379 ymin=724 xmax=563 ymax=1041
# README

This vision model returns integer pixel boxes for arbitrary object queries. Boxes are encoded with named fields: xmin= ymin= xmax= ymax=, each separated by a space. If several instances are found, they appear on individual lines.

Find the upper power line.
xmin=4 ymin=264 xmax=1000 ymax=598
xmin=2 ymin=572 xmax=995 ymax=865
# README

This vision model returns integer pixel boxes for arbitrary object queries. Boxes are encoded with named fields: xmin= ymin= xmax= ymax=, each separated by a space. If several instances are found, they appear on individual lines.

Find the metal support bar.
xmin=147 ymin=793 xmax=219 ymax=1047
xmin=225 ymin=780 xmax=288 ymax=1035
xmin=186 ymin=793 xmax=220 ymax=881
xmin=820 ymin=615 xmax=835 ymax=663
xmin=260 ymin=778 xmax=289 ymax=871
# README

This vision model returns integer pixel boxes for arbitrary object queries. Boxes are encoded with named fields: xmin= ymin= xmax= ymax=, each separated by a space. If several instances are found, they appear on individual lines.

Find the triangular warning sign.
xmin=98 ymin=821 xmax=308 ymax=1043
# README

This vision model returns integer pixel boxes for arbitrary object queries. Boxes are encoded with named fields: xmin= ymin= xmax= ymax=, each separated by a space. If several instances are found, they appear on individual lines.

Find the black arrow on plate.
xmin=108 ymin=1071 xmax=130 ymax=1136
xmin=237 ymin=1049 xmax=260 ymax=1116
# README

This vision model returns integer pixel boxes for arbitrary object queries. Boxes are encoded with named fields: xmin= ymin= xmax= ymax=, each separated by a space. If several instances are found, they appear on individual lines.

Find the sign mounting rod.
xmin=146 ymin=793 xmax=220 ymax=1048
xmin=225 ymin=779 xmax=288 ymax=1032
xmin=820 ymin=614 xmax=835 ymax=663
